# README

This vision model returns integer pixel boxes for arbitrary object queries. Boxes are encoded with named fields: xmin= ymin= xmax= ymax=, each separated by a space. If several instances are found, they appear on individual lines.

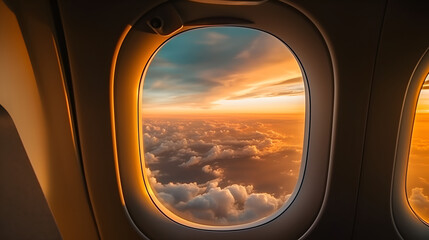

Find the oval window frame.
xmin=393 ymin=49 xmax=429 ymax=239
xmin=139 ymin=25 xmax=308 ymax=229
xmin=112 ymin=1 xmax=334 ymax=239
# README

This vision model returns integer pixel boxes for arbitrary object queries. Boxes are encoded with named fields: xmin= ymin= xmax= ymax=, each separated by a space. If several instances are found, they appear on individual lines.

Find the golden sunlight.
xmin=407 ymin=74 xmax=429 ymax=224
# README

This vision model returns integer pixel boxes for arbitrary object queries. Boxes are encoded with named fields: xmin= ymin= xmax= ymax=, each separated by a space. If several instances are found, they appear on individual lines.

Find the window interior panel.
xmin=407 ymin=73 xmax=429 ymax=225
xmin=139 ymin=26 xmax=306 ymax=228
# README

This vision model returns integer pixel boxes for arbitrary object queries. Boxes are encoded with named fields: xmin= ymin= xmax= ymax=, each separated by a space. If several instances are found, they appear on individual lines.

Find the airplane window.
xmin=407 ymin=73 xmax=429 ymax=225
xmin=139 ymin=27 xmax=306 ymax=227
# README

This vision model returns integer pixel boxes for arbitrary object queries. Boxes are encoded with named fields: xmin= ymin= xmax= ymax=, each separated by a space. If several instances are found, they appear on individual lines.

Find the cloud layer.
xmin=147 ymin=168 xmax=288 ymax=225
xmin=409 ymin=187 xmax=429 ymax=223
xmin=142 ymin=116 xmax=304 ymax=225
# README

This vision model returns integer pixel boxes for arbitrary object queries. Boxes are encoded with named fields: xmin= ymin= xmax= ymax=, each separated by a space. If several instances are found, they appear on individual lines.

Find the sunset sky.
xmin=141 ymin=27 xmax=304 ymax=116
xmin=140 ymin=27 xmax=305 ymax=226
xmin=408 ymin=74 xmax=429 ymax=224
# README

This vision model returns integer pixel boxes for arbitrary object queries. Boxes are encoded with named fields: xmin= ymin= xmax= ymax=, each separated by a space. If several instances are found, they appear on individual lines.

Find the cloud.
xmin=409 ymin=187 xmax=429 ymax=221
xmin=419 ymin=177 xmax=429 ymax=186
xmin=142 ymin=118 xmax=302 ymax=179
xmin=197 ymin=31 xmax=229 ymax=45
xmin=258 ymin=138 xmax=273 ymax=149
xmin=410 ymin=137 xmax=429 ymax=153
xmin=144 ymin=152 xmax=159 ymax=164
xmin=240 ymin=193 xmax=283 ymax=220
xmin=148 ymin=169 xmax=202 ymax=205
xmin=148 ymin=168 xmax=287 ymax=225
xmin=227 ymin=77 xmax=304 ymax=100
xmin=143 ymin=133 xmax=159 ymax=149
xmin=240 ymin=145 xmax=260 ymax=157
xmin=204 ymin=145 xmax=235 ymax=161
xmin=178 ymin=147 xmax=199 ymax=157
xmin=151 ymin=139 xmax=188 ymax=155
xmin=202 ymin=165 xmax=224 ymax=177
xmin=225 ymin=184 xmax=252 ymax=206
xmin=141 ymin=117 xmax=303 ymax=225
xmin=272 ymin=77 xmax=304 ymax=86
xmin=228 ymin=89 xmax=304 ymax=100
xmin=177 ymin=187 xmax=237 ymax=221
xmin=179 ymin=156 xmax=202 ymax=167
xmin=281 ymin=169 xmax=296 ymax=177
xmin=200 ymin=144 xmax=262 ymax=163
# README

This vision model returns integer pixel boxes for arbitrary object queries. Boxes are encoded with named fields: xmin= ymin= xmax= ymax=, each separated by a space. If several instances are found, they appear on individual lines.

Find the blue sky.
xmin=141 ymin=27 xmax=304 ymax=114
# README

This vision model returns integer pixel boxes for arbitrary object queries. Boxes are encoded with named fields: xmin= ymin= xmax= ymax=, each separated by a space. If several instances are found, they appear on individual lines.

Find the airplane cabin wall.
xmin=0 ymin=0 xmax=428 ymax=239
xmin=354 ymin=1 xmax=429 ymax=239
xmin=0 ymin=0 xmax=99 ymax=238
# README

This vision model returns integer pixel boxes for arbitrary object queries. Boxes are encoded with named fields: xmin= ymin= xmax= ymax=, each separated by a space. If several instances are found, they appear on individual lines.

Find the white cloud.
xmin=179 ymin=156 xmax=202 ymax=167
xmin=151 ymin=139 xmax=188 ymax=155
xmin=143 ymin=119 xmax=297 ymax=166
xmin=418 ymin=177 xmax=429 ymax=185
xmin=204 ymin=145 xmax=235 ymax=162
xmin=198 ymin=31 xmax=229 ymax=45
xmin=144 ymin=152 xmax=159 ymax=164
xmin=177 ymin=147 xmax=199 ymax=157
xmin=242 ymin=193 xmax=283 ymax=219
xmin=143 ymin=133 xmax=159 ymax=148
xmin=177 ymin=187 xmax=238 ymax=221
xmin=225 ymin=184 xmax=251 ymax=206
xmin=147 ymin=169 xmax=203 ymax=204
xmin=141 ymin=118 xmax=303 ymax=225
xmin=281 ymin=169 xmax=295 ymax=177
xmin=202 ymin=165 xmax=224 ymax=177
xmin=258 ymin=138 xmax=273 ymax=149
xmin=201 ymin=144 xmax=263 ymax=163
xmin=147 ymin=168 xmax=288 ymax=225
xmin=409 ymin=187 xmax=429 ymax=220
xmin=240 ymin=145 xmax=260 ymax=157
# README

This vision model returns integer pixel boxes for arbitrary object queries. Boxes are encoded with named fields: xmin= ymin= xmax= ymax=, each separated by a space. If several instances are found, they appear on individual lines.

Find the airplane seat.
xmin=0 ymin=105 xmax=62 ymax=240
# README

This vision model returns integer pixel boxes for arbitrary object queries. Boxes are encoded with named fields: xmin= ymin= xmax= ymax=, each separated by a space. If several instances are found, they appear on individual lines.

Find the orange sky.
xmin=140 ymin=27 xmax=305 ymax=116
xmin=407 ymin=74 xmax=429 ymax=224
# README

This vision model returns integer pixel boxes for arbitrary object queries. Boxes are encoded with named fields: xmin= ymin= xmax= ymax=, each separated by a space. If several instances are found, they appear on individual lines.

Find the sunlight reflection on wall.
xmin=407 ymin=74 xmax=429 ymax=224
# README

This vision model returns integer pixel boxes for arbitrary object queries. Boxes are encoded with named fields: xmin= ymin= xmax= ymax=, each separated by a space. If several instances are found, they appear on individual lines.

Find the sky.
xmin=141 ymin=27 xmax=304 ymax=116
xmin=140 ymin=27 xmax=305 ymax=226
xmin=408 ymin=74 xmax=429 ymax=224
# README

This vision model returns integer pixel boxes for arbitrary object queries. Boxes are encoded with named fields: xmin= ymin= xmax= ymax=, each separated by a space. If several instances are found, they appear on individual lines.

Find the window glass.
xmin=139 ymin=27 xmax=306 ymax=227
xmin=407 ymin=73 xmax=429 ymax=224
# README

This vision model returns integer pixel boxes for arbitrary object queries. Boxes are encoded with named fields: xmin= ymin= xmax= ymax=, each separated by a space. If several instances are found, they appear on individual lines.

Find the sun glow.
xmin=407 ymin=74 xmax=429 ymax=224
xmin=213 ymin=95 xmax=305 ymax=114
